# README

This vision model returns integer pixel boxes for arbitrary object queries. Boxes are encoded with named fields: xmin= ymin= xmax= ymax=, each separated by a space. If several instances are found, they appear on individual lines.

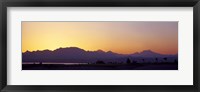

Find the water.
xmin=22 ymin=62 xmax=88 ymax=65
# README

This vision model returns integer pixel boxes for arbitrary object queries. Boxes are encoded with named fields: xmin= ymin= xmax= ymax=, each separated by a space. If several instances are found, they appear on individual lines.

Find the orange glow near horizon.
xmin=22 ymin=21 xmax=178 ymax=54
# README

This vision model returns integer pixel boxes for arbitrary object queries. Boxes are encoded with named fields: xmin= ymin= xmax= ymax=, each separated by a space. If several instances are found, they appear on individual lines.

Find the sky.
xmin=22 ymin=21 xmax=178 ymax=54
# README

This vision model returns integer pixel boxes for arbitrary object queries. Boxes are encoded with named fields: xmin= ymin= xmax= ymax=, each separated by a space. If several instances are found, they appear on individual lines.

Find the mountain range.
xmin=22 ymin=47 xmax=178 ymax=63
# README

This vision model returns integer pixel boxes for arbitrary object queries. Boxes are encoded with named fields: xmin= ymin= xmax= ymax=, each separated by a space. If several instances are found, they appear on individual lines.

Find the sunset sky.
xmin=22 ymin=21 xmax=178 ymax=54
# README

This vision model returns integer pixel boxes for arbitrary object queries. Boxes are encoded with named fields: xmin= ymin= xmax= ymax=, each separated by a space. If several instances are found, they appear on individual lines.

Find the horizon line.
xmin=22 ymin=46 xmax=178 ymax=55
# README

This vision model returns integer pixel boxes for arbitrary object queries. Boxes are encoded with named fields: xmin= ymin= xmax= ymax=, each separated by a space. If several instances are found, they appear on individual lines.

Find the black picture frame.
xmin=0 ymin=0 xmax=199 ymax=92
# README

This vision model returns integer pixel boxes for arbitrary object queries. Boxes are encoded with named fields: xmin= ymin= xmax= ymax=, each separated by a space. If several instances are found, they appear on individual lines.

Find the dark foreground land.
xmin=22 ymin=63 xmax=178 ymax=70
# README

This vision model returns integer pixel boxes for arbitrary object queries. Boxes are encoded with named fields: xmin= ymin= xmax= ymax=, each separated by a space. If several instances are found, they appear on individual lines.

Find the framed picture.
xmin=0 ymin=0 xmax=199 ymax=92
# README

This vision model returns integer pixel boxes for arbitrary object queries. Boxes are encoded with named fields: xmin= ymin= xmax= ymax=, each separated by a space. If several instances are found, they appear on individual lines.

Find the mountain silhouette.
xmin=22 ymin=47 xmax=177 ymax=63
xmin=130 ymin=50 xmax=172 ymax=57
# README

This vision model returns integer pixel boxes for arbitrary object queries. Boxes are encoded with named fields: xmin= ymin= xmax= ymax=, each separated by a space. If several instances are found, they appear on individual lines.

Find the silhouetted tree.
xmin=155 ymin=58 xmax=158 ymax=62
xmin=163 ymin=57 xmax=167 ymax=62
xmin=126 ymin=58 xmax=131 ymax=64
xmin=142 ymin=59 xmax=145 ymax=62
xmin=174 ymin=59 xmax=178 ymax=63
xmin=96 ymin=60 xmax=105 ymax=64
